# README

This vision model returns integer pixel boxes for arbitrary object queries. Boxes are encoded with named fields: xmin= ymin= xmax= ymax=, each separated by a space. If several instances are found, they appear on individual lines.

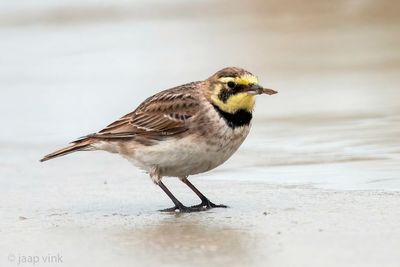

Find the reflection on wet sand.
xmin=116 ymin=215 xmax=257 ymax=266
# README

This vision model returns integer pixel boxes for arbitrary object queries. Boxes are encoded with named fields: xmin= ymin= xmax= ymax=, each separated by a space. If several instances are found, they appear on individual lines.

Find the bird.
xmin=41 ymin=67 xmax=277 ymax=212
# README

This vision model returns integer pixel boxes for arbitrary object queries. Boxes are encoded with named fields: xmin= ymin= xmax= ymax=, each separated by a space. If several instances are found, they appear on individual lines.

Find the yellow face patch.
xmin=211 ymin=91 xmax=255 ymax=113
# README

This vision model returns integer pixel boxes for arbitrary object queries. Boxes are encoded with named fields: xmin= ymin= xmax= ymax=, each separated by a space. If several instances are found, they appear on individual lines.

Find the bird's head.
xmin=205 ymin=67 xmax=277 ymax=114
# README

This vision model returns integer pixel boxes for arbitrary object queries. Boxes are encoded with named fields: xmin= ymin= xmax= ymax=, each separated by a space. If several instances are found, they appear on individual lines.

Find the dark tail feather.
xmin=40 ymin=139 xmax=94 ymax=162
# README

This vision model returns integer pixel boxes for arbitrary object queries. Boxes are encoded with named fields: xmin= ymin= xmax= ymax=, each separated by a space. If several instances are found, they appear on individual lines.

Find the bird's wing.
xmin=86 ymin=83 xmax=202 ymax=140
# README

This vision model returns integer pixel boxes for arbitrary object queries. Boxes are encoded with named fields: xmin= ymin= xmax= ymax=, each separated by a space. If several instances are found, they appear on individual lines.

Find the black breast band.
xmin=212 ymin=104 xmax=252 ymax=129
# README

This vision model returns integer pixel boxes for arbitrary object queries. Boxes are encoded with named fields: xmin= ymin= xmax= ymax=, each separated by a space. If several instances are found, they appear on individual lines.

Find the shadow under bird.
xmin=41 ymin=67 xmax=277 ymax=212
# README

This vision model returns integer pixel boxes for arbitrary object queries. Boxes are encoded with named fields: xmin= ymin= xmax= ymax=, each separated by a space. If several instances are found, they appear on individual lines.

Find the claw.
xmin=159 ymin=205 xmax=205 ymax=213
xmin=190 ymin=199 xmax=228 ymax=210
xmin=159 ymin=206 xmax=180 ymax=212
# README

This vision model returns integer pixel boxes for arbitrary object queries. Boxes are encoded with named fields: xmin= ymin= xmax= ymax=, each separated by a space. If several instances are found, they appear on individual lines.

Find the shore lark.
xmin=41 ymin=67 xmax=277 ymax=212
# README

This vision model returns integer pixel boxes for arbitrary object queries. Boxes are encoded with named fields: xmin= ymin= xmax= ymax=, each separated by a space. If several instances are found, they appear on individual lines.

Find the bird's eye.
xmin=227 ymin=81 xmax=236 ymax=89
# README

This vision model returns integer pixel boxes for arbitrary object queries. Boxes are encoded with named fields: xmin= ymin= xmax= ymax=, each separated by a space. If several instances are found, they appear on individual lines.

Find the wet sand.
xmin=1 ymin=0 xmax=400 ymax=266
xmin=1 ymin=174 xmax=400 ymax=267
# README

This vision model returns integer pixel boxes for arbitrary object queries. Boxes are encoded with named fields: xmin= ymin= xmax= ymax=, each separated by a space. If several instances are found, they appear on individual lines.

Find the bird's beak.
xmin=247 ymin=84 xmax=278 ymax=95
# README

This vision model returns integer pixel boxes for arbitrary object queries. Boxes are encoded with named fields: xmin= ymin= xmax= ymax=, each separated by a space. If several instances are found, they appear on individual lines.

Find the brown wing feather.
xmin=94 ymin=82 xmax=201 ymax=139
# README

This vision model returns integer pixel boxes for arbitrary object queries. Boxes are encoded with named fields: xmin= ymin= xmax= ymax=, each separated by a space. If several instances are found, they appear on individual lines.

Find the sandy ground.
xmin=1 ymin=172 xmax=399 ymax=267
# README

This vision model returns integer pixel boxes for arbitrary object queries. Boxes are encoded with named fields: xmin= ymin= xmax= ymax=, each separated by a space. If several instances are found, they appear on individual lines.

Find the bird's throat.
xmin=211 ymin=92 xmax=255 ymax=114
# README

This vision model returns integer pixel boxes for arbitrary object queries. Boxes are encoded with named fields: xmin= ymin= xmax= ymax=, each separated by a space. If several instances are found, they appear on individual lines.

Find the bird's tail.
xmin=40 ymin=137 xmax=94 ymax=162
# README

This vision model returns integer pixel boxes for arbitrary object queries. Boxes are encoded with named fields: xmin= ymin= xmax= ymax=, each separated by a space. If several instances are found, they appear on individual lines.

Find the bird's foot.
xmin=190 ymin=199 xmax=228 ymax=210
xmin=159 ymin=204 xmax=204 ymax=213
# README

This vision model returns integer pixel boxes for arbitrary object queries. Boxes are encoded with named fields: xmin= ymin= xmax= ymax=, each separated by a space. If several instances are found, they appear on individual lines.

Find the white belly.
xmin=115 ymin=126 xmax=250 ymax=177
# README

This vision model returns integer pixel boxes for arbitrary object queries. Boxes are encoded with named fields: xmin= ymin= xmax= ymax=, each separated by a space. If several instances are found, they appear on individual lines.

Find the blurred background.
xmin=1 ymin=1 xmax=400 ymax=266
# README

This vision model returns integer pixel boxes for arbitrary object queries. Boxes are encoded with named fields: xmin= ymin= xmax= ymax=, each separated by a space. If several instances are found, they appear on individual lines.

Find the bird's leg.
xmin=181 ymin=177 xmax=228 ymax=209
xmin=158 ymin=181 xmax=188 ymax=212
xmin=158 ymin=181 xmax=203 ymax=213
xmin=150 ymin=167 xmax=187 ymax=212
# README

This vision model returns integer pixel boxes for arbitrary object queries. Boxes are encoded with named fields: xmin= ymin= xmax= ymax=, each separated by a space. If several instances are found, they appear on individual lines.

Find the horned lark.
xmin=41 ymin=67 xmax=277 ymax=212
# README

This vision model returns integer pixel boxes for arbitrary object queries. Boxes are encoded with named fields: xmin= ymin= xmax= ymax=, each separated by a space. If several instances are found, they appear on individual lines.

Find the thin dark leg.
xmin=158 ymin=181 xmax=202 ymax=213
xmin=181 ymin=178 xmax=228 ymax=209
